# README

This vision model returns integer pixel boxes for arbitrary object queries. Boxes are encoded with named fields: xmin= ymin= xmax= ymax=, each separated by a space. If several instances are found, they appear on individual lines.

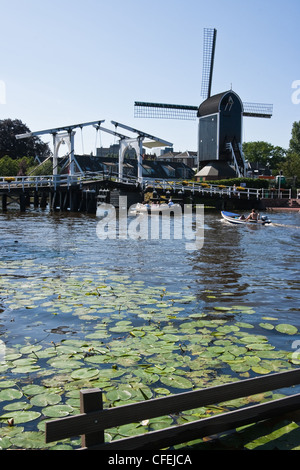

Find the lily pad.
xmin=0 ymin=410 xmax=41 ymax=424
xmin=30 ymin=393 xmax=62 ymax=407
xmin=0 ymin=389 xmax=23 ymax=401
xmin=70 ymin=368 xmax=100 ymax=380
xmin=41 ymin=404 xmax=74 ymax=418
xmin=160 ymin=375 xmax=193 ymax=390
xmin=275 ymin=324 xmax=298 ymax=335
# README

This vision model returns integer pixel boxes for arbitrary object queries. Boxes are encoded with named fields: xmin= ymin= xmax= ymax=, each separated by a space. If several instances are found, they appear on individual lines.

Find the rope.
xmin=28 ymin=154 xmax=52 ymax=175
xmin=80 ymin=127 xmax=84 ymax=155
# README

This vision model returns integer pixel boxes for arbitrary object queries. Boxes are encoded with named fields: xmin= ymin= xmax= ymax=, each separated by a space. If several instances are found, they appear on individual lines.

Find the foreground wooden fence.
xmin=45 ymin=369 xmax=300 ymax=450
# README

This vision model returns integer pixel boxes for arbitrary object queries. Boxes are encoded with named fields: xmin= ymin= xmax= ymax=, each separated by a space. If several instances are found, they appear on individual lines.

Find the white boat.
xmin=129 ymin=202 xmax=181 ymax=216
xmin=221 ymin=211 xmax=272 ymax=225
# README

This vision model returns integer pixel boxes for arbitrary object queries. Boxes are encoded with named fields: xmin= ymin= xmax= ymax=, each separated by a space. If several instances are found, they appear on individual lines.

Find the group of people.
xmin=141 ymin=198 xmax=175 ymax=208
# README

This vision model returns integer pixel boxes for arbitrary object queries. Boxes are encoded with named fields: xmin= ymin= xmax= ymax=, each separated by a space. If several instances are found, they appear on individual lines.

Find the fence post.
xmin=80 ymin=388 xmax=104 ymax=448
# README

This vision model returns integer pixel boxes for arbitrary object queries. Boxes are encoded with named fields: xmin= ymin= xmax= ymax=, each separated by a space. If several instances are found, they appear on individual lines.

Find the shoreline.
xmin=266 ymin=207 xmax=300 ymax=212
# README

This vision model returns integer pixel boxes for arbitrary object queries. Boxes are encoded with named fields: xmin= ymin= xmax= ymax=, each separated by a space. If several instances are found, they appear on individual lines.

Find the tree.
xmin=0 ymin=156 xmax=19 ymax=176
xmin=0 ymin=119 xmax=51 ymax=160
xmin=0 ymin=155 xmax=35 ymax=177
xmin=289 ymin=121 xmax=300 ymax=155
xmin=242 ymin=141 xmax=286 ymax=171
xmin=280 ymin=152 xmax=300 ymax=182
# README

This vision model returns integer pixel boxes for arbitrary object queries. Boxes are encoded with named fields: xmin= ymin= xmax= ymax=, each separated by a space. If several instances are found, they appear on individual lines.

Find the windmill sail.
xmin=134 ymin=102 xmax=198 ymax=120
xmin=243 ymin=102 xmax=273 ymax=118
xmin=201 ymin=28 xmax=217 ymax=100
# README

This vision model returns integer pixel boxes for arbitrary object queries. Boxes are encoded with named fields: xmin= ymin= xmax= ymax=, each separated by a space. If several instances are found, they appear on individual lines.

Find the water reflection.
xmin=0 ymin=209 xmax=299 ymax=351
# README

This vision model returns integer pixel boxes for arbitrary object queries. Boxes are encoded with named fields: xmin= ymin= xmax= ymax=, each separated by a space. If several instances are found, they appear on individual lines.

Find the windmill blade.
xmin=243 ymin=102 xmax=273 ymax=118
xmin=201 ymin=28 xmax=217 ymax=100
xmin=134 ymin=101 xmax=198 ymax=120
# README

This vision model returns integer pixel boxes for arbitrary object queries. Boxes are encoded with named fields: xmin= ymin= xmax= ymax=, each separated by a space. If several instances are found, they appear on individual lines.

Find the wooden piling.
xmin=2 ymin=194 xmax=7 ymax=211
xmin=80 ymin=389 xmax=104 ymax=448
xmin=19 ymin=193 xmax=26 ymax=212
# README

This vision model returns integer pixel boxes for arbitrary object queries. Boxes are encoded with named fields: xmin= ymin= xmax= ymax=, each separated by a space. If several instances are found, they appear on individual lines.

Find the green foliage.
xmin=0 ymin=156 xmax=35 ymax=176
xmin=289 ymin=121 xmax=300 ymax=155
xmin=0 ymin=119 xmax=51 ymax=160
xmin=279 ymin=152 xmax=300 ymax=181
xmin=242 ymin=141 xmax=286 ymax=170
xmin=0 ymin=155 xmax=19 ymax=176
xmin=208 ymin=177 xmax=269 ymax=189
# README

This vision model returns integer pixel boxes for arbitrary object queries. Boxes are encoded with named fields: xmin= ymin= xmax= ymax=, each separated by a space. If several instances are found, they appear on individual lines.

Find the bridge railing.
xmin=0 ymin=172 xmax=141 ymax=192
xmin=0 ymin=174 xmax=75 ymax=191
xmin=0 ymin=173 xmax=292 ymax=200
xmin=145 ymin=180 xmax=292 ymax=200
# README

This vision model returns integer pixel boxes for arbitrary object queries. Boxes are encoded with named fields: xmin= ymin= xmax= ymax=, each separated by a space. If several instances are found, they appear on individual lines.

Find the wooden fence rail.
xmin=45 ymin=368 xmax=300 ymax=450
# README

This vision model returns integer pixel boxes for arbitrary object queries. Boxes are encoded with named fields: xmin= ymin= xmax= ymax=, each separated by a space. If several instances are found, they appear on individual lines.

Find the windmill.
xmin=134 ymin=28 xmax=273 ymax=178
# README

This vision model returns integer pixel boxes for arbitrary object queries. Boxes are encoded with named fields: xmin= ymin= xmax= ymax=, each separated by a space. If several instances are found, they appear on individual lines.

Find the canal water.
xmin=0 ymin=207 xmax=299 ymax=448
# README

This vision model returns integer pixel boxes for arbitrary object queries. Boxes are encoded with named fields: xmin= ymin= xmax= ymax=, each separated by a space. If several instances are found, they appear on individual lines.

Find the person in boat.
xmin=246 ymin=208 xmax=259 ymax=221
xmin=168 ymin=198 xmax=174 ymax=207
xmin=239 ymin=214 xmax=245 ymax=220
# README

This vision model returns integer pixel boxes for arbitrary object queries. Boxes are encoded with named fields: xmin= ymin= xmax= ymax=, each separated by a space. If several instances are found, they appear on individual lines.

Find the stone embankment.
xmin=260 ymin=198 xmax=300 ymax=212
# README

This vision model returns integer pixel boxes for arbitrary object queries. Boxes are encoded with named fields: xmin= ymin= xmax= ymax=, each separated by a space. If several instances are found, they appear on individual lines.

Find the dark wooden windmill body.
xmin=134 ymin=28 xmax=273 ymax=179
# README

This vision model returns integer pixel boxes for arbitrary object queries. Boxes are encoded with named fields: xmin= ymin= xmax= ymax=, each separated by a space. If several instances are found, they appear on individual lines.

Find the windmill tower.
xmin=134 ymin=28 xmax=273 ymax=179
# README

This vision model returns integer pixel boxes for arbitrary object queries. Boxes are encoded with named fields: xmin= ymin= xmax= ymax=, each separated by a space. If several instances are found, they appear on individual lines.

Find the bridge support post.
xmin=2 ymin=194 xmax=7 ymax=211
xmin=19 ymin=193 xmax=26 ymax=212
xmin=40 ymin=192 xmax=47 ymax=209
xmin=34 ymin=191 xmax=39 ymax=208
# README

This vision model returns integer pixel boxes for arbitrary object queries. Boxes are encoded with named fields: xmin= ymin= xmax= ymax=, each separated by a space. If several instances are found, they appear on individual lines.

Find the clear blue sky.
xmin=1 ymin=0 xmax=299 ymax=155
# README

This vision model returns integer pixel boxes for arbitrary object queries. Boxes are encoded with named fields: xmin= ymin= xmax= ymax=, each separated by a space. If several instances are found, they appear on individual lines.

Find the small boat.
xmin=129 ymin=202 xmax=181 ymax=216
xmin=221 ymin=211 xmax=272 ymax=225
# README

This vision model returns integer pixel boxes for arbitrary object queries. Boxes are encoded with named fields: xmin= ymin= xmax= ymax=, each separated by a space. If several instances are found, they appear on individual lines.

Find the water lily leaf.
xmin=42 ymin=404 xmax=73 ymax=418
xmin=22 ymin=385 xmax=47 ymax=396
xmin=12 ymin=365 xmax=41 ymax=374
xmin=0 ymin=389 xmax=23 ymax=401
xmin=239 ymin=335 xmax=268 ymax=344
xmin=149 ymin=416 xmax=173 ymax=430
xmin=0 ymin=380 xmax=16 ymax=389
xmin=252 ymin=365 xmax=271 ymax=375
xmin=235 ymin=322 xmax=254 ymax=329
xmin=20 ymin=345 xmax=43 ymax=355
xmin=48 ymin=359 xmax=84 ymax=370
xmin=70 ymin=368 xmax=99 ymax=380
xmin=275 ymin=324 xmax=298 ymax=335
xmin=3 ymin=401 xmax=32 ymax=411
xmin=30 ymin=393 xmax=62 ymax=407
xmin=226 ymin=345 xmax=248 ymax=357
xmin=246 ymin=343 xmax=275 ymax=351
xmin=259 ymin=323 xmax=275 ymax=330
xmin=213 ymin=306 xmax=233 ymax=312
xmin=153 ymin=387 xmax=171 ymax=396
xmin=230 ymin=363 xmax=251 ymax=373
xmin=5 ymin=353 xmax=22 ymax=361
xmin=106 ymin=389 xmax=132 ymax=402
xmin=0 ymin=410 xmax=41 ymax=424
xmin=0 ymin=437 xmax=12 ymax=449
xmin=160 ymin=375 xmax=193 ymax=389
xmin=161 ymin=334 xmax=179 ymax=342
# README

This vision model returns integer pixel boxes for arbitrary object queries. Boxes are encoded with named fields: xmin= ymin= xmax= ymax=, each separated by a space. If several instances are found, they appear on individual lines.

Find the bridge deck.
xmin=0 ymin=172 xmax=292 ymax=212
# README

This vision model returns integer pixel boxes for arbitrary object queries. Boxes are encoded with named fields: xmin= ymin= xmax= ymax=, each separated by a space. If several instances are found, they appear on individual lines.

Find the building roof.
xmin=196 ymin=161 xmax=237 ymax=178
xmin=197 ymin=90 xmax=243 ymax=117
xmin=72 ymin=155 xmax=194 ymax=180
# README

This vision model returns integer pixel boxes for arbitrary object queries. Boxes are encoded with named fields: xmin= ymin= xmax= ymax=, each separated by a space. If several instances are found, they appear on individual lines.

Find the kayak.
xmin=221 ymin=211 xmax=272 ymax=225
